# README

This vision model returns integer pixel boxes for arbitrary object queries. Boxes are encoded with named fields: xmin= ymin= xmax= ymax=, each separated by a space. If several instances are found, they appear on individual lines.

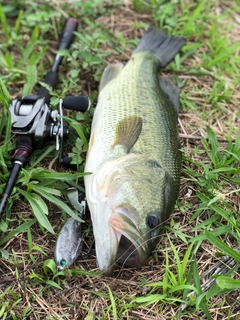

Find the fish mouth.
xmin=98 ymin=209 xmax=148 ymax=276
xmin=116 ymin=235 xmax=142 ymax=267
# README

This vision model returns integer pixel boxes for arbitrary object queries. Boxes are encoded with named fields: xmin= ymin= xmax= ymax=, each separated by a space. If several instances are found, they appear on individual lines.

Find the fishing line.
xmin=101 ymin=215 xmax=174 ymax=279
xmin=115 ymin=233 xmax=169 ymax=280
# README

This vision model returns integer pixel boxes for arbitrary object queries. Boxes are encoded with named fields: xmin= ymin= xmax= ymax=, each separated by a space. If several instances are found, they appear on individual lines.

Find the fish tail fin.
xmin=133 ymin=27 xmax=185 ymax=68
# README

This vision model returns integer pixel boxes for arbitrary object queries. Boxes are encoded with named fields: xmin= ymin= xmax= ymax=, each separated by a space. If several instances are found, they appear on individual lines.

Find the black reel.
xmin=10 ymin=94 xmax=90 ymax=163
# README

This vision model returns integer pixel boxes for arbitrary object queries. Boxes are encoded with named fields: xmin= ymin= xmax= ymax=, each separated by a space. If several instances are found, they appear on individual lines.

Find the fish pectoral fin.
xmin=113 ymin=116 xmax=143 ymax=152
xmin=99 ymin=63 xmax=123 ymax=91
xmin=159 ymin=76 xmax=180 ymax=114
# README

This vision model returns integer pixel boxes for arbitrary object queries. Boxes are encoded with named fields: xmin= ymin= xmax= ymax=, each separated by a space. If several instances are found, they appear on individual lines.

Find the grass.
xmin=0 ymin=0 xmax=239 ymax=319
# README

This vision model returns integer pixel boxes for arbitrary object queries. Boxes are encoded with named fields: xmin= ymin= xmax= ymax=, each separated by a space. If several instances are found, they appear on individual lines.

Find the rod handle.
xmin=58 ymin=17 xmax=78 ymax=51
xmin=37 ymin=70 xmax=58 ymax=103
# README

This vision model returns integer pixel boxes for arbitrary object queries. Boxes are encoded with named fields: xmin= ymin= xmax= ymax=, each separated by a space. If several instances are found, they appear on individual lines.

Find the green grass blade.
xmin=0 ymin=104 xmax=12 ymax=156
xmin=44 ymin=280 xmax=62 ymax=290
xmin=0 ymin=78 xmax=12 ymax=108
xmin=22 ymin=63 xmax=37 ymax=96
xmin=14 ymin=10 xmax=23 ymax=34
xmin=43 ymin=259 xmax=57 ymax=276
xmin=0 ymin=5 xmax=10 ymax=40
xmin=30 ymin=145 xmax=56 ymax=167
xmin=204 ymin=231 xmax=240 ymax=261
xmin=192 ymin=255 xmax=212 ymax=320
xmin=133 ymin=293 xmax=167 ymax=305
xmin=64 ymin=116 xmax=89 ymax=145
xmin=18 ymin=189 xmax=54 ymax=234
xmin=206 ymin=281 xmax=226 ymax=300
xmin=33 ymin=185 xmax=83 ymax=222
xmin=167 ymin=235 xmax=182 ymax=283
xmin=197 ymin=193 xmax=239 ymax=230
xmin=22 ymin=26 xmax=39 ymax=63
xmin=182 ymin=0 xmax=206 ymax=35
xmin=207 ymin=43 xmax=239 ymax=68
xmin=0 ymin=219 xmax=37 ymax=246
xmin=233 ymin=130 xmax=240 ymax=155
xmin=107 ymin=285 xmax=118 ymax=320
xmin=168 ymin=284 xmax=198 ymax=294
xmin=32 ymin=170 xmax=86 ymax=181
xmin=181 ymin=242 xmax=194 ymax=278
xmin=216 ymin=276 xmax=240 ymax=290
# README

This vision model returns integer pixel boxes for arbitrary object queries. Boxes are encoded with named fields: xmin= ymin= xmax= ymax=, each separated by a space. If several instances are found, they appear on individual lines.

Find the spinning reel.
xmin=0 ymin=17 xmax=90 ymax=217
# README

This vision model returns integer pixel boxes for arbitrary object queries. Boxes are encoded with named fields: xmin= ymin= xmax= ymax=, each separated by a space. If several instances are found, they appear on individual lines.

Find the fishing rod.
xmin=0 ymin=17 xmax=90 ymax=218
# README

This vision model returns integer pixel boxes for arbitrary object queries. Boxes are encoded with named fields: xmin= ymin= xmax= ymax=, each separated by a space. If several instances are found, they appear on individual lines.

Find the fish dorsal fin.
xmin=99 ymin=63 xmax=123 ymax=91
xmin=113 ymin=116 xmax=143 ymax=153
xmin=159 ymin=76 xmax=180 ymax=114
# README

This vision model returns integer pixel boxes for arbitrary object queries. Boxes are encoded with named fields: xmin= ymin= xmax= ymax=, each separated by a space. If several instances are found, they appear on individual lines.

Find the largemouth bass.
xmin=84 ymin=27 xmax=185 ymax=275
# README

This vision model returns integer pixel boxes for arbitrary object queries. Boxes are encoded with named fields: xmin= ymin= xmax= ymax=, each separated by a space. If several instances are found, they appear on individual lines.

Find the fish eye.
xmin=60 ymin=259 xmax=67 ymax=267
xmin=146 ymin=214 xmax=159 ymax=229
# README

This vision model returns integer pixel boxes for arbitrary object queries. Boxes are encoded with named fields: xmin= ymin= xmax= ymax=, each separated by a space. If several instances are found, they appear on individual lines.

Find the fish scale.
xmin=84 ymin=27 xmax=185 ymax=275
xmin=88 ymin=52 xmax=181 ymax=192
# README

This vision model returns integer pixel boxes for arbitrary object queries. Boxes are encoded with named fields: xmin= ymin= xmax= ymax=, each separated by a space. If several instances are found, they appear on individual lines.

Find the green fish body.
xmin=84 ymin=27 xmax=185 ymax=275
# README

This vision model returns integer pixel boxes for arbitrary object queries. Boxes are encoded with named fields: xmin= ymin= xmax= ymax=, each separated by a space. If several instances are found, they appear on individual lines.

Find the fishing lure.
xmin=54 ymin=188 xmax=85 ymax=269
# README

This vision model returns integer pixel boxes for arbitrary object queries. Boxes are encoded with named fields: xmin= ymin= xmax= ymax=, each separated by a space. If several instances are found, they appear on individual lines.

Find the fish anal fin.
xmin=99 ymin=63 xmax=123 ymax=92
xmin=159 ymin=76 xmax=180 ymax=114
xmin=113 ymin=116 xmax=143 ymax=152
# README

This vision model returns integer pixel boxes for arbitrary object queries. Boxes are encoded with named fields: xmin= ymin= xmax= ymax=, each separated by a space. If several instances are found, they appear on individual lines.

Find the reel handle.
xmin=62 ymin=96 xmax=91 ymax=112
xmin=61 ymin=154 xmax=75 ymax=168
